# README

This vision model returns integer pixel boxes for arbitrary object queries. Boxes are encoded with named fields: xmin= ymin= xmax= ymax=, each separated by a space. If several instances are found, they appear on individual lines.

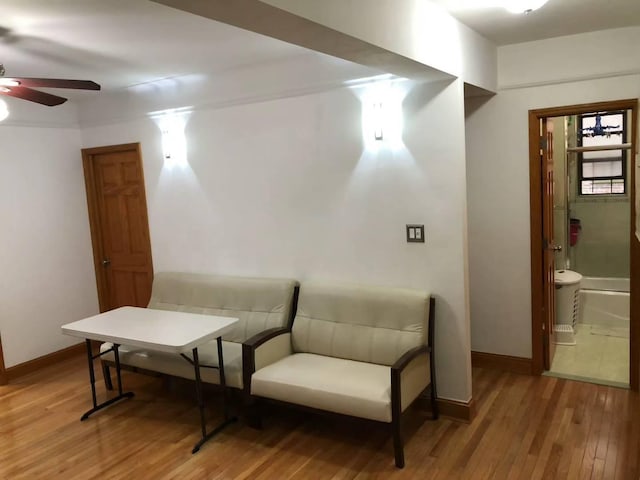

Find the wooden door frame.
xmin=0 ymin=335 xmax=7 ymax=385
xmin=542 ymin=117 xmax=557 ymax=370
xmin=529 ymin=99 xmax=639 ymax=391
xmin=82 ymin=142 xmax=151 ymax=313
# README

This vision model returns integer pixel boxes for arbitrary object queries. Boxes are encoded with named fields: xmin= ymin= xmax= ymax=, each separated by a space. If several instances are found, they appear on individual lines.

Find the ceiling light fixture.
xmin=504 ymin=0 xmax=549 ymax=14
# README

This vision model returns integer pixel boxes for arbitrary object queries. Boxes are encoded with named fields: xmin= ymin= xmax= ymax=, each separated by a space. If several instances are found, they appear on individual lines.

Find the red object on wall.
xmin=570 ymin=218 xmax=581 ymax=246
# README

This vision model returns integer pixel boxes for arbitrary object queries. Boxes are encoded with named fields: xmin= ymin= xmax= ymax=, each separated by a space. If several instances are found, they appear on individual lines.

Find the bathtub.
xmin=580 ymin=276 xmax=630 ymax=329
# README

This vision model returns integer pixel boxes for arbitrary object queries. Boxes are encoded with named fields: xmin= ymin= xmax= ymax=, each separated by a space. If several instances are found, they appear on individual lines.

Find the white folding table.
xmin=62 ymin=306 xmax=239 ymax=453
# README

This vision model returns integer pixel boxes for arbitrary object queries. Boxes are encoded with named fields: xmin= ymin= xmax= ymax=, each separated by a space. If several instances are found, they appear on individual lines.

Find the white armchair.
xmin=243 ymin=282 xmax=437 ymax=468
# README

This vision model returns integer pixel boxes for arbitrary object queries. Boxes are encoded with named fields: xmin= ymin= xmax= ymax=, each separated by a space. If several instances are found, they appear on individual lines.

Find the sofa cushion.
xmin=100 ymin=340 xmax=244 ymax=388
xmin=148 ymin=272 xmax=297 ymax=343
xmin=251 ymin=353 xmax=393 ymax=422
xmin=292 ymin=283 xmax=429 ymax=366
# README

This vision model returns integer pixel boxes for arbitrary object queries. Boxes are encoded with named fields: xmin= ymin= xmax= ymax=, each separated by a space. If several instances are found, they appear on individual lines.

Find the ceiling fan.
xmin=580 ymin=113 xmax=622 ymax=137
xmin=0 ymin=64 xmax=100 ymax=106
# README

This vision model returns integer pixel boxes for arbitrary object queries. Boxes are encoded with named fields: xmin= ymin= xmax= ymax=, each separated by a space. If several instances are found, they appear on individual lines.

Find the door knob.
xmin=551 ymin=245 xmax=562 ymax=252
xmin=102 ymin=258 xmax=111 ymax=267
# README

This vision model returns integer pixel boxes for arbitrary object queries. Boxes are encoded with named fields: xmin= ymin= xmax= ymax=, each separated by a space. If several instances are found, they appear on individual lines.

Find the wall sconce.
xmin=357 ymin=79 xmax=406 ymax=152
xmin=373 ymin=102 xmax=384 ymax=141
xmin=158 ymin=113 xmax=187 ymax=168
xmin=161 ymin=125 xmax=177 ymax=160
xmin=150 ymin=107 xmax=192 ymax=169
xmin=0 ymin=98 xmax=9 ymax=122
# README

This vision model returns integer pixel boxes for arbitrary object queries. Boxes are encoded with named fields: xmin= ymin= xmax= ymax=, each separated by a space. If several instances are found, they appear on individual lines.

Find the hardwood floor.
xmin=0 ymin=356 xmax=639 ymax=479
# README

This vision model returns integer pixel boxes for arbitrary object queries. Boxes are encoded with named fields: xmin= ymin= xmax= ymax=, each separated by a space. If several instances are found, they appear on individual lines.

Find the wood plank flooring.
xmin=0 ymin=356 xmax=639 ymax=479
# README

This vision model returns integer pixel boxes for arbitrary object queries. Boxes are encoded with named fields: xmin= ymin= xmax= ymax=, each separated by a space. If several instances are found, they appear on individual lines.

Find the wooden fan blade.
xmin=1 ymin=86 xmax=67 ymax=106
xmin=5 ymin=78 xmax=101 ymax=90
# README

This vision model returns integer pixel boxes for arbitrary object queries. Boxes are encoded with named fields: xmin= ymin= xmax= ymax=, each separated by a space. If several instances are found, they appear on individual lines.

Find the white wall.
xmin=466 ymin=27 xmax=640 ymax=357
xmin=499 ymin=27 xmax=640 ymax=89
xmin=0 ymin=124 xmax=99 ymax=367
xmin=80 ymin=78 xmax=472 ymax=402
xmin=0 ymin=96 xmax=78 ymax=128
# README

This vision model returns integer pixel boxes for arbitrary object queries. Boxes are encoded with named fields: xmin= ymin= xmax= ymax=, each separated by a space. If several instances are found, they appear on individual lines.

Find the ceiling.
xmin=0 ymin=0 xmax=317 ymax=92
xmin=431 ymin=0 xmax=640 ymax=45
xmin=0 ymin=0 xmax=639 ymax=98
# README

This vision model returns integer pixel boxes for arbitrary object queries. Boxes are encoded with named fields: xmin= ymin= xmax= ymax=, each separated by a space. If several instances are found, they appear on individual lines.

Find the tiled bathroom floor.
xmin=546 ymin=323 xmax=629 ymax=387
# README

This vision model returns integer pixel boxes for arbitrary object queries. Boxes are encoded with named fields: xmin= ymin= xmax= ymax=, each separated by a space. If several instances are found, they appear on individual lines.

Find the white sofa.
xmin=101 ymin=272 xmax=299 ymax=390
xmin=243 ymin=282 xmax=436 ymax=468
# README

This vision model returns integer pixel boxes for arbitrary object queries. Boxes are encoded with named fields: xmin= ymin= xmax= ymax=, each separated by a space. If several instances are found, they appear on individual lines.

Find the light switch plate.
xmin=406 ymin=224 xmax=425 ymax=243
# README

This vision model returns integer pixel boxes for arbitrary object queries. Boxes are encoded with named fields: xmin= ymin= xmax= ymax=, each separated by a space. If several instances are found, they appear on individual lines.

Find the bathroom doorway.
xmin=528 ymin=99 xmax=639 ymax=390
xmin=548 ymin=111 xmax=631 ymax=386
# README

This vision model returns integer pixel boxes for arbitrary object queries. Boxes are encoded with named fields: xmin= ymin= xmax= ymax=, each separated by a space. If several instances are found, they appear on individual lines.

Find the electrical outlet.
xmin=406 ymin=224 xmax=425 ymax=243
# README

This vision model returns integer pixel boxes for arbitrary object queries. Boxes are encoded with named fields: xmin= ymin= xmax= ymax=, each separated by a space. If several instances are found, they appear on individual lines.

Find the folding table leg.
xmin=80 ymin=340 xmax=134 ymax=421
xmin=191 ymin=338 xmax=238 ymax=453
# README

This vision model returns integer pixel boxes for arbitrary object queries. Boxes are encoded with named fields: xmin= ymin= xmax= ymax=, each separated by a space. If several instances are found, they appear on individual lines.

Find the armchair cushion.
xmin=251 ymin=353 xmax=393 ymax=422
xmin=148 ymin=272 xmax=298 ymax=343
xmin=291 ymin=283 xmax=429 ymax=366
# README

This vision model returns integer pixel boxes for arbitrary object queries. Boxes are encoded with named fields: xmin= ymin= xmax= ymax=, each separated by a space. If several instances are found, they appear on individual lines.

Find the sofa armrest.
xmin=244 ymin=327 xmax=290 ymax=350
xmin=242 ymin=327 xmax=292 ymax=394
xmin=391 ymin=345 xmax=431 ymax=413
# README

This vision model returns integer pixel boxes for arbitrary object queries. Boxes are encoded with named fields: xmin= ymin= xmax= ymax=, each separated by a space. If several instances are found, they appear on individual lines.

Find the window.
xmin=578 ymin=111 xmax=627 ymax=195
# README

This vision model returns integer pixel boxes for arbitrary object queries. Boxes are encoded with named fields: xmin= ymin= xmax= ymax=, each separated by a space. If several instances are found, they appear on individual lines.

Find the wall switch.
xmin=406 ymin=224 xmax=425 ymax=243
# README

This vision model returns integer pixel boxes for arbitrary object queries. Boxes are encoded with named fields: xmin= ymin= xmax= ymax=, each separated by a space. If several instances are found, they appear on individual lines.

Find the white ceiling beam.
xmin=152 ymin=0 xmax=455 ymax=83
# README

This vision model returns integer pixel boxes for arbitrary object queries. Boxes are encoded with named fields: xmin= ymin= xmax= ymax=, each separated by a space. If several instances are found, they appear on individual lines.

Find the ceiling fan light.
xmin=504 ymin=0 xmax=549 ymax=14
xmin=0 ymin=78 xmax=20 ymax=87
xmin=0 ymin=98 xmax=9 ymax=122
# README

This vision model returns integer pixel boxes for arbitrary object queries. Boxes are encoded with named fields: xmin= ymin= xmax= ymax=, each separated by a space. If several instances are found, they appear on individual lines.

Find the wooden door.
xmin=542 ymin=119 xmax=557 ymax=370
xmin=82 ymin=143 xmax=153 ymax=312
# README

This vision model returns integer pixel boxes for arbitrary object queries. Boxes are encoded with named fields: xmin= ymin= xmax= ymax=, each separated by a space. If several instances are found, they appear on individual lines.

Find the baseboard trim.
xmin=417 ymin=396 xmax=476 ymax=423
xmin=5 ymin=343 xmax=86 ymax=382
xmin=471 ymin=351 xmax=532 ymax=375
xmin=438 ymin=397 xmax=476 ymax=422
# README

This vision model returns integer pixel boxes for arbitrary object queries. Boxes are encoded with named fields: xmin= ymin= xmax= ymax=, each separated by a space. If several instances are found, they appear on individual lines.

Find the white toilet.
xmin=554 ymin=270 xmax=582 ymax=345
